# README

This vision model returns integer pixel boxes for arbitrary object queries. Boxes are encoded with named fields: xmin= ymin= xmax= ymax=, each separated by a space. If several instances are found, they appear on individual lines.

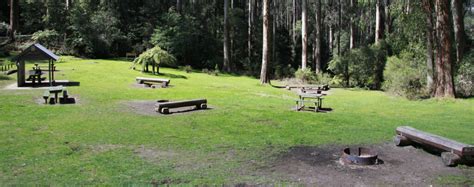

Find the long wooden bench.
xmin=136 ymin=77 xmax=170 ymax=87
xmin=155 ymin=99 xmax=207 ymax=114
xmin=394 ymin=126 xmax=474 ymax=166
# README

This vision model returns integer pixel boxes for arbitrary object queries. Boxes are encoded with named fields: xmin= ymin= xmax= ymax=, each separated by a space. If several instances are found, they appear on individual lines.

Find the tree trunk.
xmin=248 ymin=0 xmax=253 ymax=60
xmin=385 ymin=0 xmax=391 ymax=35
xmin=337 ymin=0 xmax=342 ymax=55
xmin=434 ymin=0 xmax=455 ymax=98
xmin=260 ymin=0 xmax=270 ymax=84
xmin=8 ymin=0 xmax=19 ymax=42
xmin=422 ymin=0 xmax=436 ymax=92
xmin=350 ymin=0 xmax=357 ymax=49
xmin=314 ymin=0 xmax=322 ymax=73
xmin=301 ymin=0 xmax=308 ymax=69
xmin=291 ymin=0 xmax=297 ymax=64
xmin=451 ymin=0 xmax=466 ymax=64
xmin=375 ymin=0 xmax=384 ymax=44
xmin=223 ymin=0 xmax=231 ymax=72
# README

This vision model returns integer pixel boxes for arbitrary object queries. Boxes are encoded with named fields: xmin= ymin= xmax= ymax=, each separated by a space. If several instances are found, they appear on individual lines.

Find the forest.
xmin=0 ymin=0 xmax=473 ymax=99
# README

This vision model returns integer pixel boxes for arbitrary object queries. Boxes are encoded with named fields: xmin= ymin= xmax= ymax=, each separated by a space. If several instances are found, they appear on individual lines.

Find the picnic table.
xmin=28 ymin=69 xmax=45 ymax=84
xmin=296 ymin=92 xmax=324 ymax=112
xmin=47 ymin=86 xmax=64 ymax=103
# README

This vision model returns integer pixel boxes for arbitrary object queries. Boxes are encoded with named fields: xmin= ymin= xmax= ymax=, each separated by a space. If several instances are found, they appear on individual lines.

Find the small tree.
xmin=132 ymin=46 xmax=176 ymax=74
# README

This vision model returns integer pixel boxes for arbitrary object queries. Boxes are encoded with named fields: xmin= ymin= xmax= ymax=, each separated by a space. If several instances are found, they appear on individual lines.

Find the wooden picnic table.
xmin=296 ymin=93 xmax=324 ymax=112
xmin=28 ymin=70 xmax=45 ymax=84
xmin=48 ymin=86 xmax=64 ymax=103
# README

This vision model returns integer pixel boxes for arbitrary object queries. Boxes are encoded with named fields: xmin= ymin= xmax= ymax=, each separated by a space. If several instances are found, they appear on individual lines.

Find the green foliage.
xmin=32 ymin=30 xmax=60 ymax=48
xmin=133 ymin=46 xmax=176 ymax=71
xmin=295 ymin=68 xmax=314 ymax=83
xmin=455 ymin=53 xmax=474 ymax=97
xmin=151 ymin=8 xmax=220 ymax=69
xmin=383 ymin=50 xmax=428 ymax=100
xmin=65 ymin=4 xmax=125 ymax=57
xmin=328 ymin=42 xmax=387 ymax=89
xmin=0 ymin=22 xmax=8 ymax=36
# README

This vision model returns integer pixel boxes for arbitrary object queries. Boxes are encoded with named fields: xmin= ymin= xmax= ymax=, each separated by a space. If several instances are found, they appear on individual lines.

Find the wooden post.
xmin=394 ymin=135 xmax=411 ymax=146
xmin=49 ymin=60 xmax=52 ymax=87
xmin=17 ymin=60 xmax=25 ymax=87
xmin=441 ymin=152 xmax=462 ymax=167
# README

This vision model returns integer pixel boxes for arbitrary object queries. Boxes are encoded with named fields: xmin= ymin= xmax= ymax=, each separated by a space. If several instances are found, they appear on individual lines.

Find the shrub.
xmin=383 ymin=52 xmax=428 ymax=99
xmin=32 ymin=30 xmax=60 ymax=48
xmin=0 ymin=22 xmax=8 ymax=36
xmin=328 ymin=42 xmax=387 ymax=89
xmin=184 ymin=65 xmax=192 ymax=73
xmin=455 ymin=53 xmax=474 ymax=97
xmin=295 ymin=68 xmax=314 ymax=83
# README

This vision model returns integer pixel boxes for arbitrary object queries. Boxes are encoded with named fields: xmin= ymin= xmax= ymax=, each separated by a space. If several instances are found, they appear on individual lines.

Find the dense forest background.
xmin=0 ymin=0 xmax=472 ymax=99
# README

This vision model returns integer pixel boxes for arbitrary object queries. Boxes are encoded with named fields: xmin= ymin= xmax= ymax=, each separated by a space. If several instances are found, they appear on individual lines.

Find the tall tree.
xmin=422 ymin=0 xmax=436 ymax=91
xmin=375 ymin=0 xmax=384 ymax=44
xmin=314 ymin=0 xmax=322 ymax=73
xmin=451 ymin=0 xmax=466 ymax=64
xmin=301 ymin=0 xmax=308 ymax=69
xmin=7 ymin=0 xmax=19 ymax=42
xmin=260 ymin=0 xmax=270 ymax=84
xmin=350 ymin=0 xmax=357 ymax=49
xmin=224 ymin=0 xmax=231 ymax=72
xmin=384 ymin=0 xmax=391 ymax=35
xmin=248 ymin=0 xmax=253 ymax=60
xmin=434 ymin=0 xmax=455 ymax=98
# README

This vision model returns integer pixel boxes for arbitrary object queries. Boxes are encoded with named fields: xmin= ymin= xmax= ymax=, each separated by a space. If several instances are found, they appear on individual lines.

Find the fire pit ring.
xmin=341 ymin=147 xmax=379 ymax=165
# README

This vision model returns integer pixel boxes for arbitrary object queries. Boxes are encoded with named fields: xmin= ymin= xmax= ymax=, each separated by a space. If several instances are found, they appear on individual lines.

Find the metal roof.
xmin=13 ymin=43 xmax=59 ymax=61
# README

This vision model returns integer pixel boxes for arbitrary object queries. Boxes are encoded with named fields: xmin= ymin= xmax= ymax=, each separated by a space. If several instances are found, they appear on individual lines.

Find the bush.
xmin=383 ymin=53 xmax=428 ymax=99
xmin=328 ymin=42 xmax=388 ymax=89
xmin=183 ymin=65 xmax=192 ymax=73
xmin=0 ymin=22 xmax=8 ymax=36
xmin=295 ymin=68 xmax=314 ymax=83
xmin=455 ymin=54 xmax=474 ymax=97
xmin=32 ymin=30 xmax=60 ymax=48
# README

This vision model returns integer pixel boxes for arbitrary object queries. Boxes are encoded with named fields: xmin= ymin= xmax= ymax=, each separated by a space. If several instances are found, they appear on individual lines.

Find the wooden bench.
xmin=155 ymin=99 xmax=207 ymax=114
xmin=136 ymin=77 xmax=170 ymax=87
xmin=395 ymin=126 xmax=474 ymax=166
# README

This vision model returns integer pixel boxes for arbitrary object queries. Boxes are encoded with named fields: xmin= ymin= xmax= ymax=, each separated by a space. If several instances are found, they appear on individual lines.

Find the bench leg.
xmin=441 ymin=152 xmax=462 ymax=167
xmin=161 ymin=108 xmax=170 ymax=114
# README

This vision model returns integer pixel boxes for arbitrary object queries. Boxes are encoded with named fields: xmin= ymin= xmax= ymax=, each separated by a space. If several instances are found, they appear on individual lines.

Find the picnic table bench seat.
xmin=395 ymin=126 xmax=474 ymax=166
xmin=155 ymin=99 xmax=207 ymax=114
xmin=136 ymin=77 xmax=170 ymax=87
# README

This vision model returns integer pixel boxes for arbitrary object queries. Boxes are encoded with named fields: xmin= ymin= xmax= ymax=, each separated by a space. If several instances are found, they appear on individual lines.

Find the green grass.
xmin=0 ymin=56 xmax=473 ymax=185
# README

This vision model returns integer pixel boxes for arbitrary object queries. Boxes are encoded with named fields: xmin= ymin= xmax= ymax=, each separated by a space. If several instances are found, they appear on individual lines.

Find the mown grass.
xmin=0 ymin=56 xmax=473 ymax=185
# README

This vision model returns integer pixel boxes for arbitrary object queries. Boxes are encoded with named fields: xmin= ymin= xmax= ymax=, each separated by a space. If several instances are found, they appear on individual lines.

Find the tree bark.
xmin=8 ymin=0 xmax=19 ymax=42
xmin=422 ymin=0 xmax=436 ymax=92
xmin=248 ymin=0 xmax=253 ymax=60
xmin=337 ymin=0 xmax=342 ymax=55
xmin=291 ymin=0 xmax=297 ymax=64
xmin=434 ymin=0 xmax=455 ymax=98
xmin=260 ymin=0 xmax=270 ymax=84
xmin=223 ymin=0 xmax=231 ymax=72
xmin=385 ymin=0 xmax=391 ymax=35
xmin=451 ymin=0 xmax=466 ymax=64
xmin=314 ymin=0 xmax=322 ymax=73
xmin=301 ymin=0 xmax=308 ymax=69
xmin=350 ymin=0 xmax=357 ymax=49
xmin=375 ymin=0 xmax=384 ymax=44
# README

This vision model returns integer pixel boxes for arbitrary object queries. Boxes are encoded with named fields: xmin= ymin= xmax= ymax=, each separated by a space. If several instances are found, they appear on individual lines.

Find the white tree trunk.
xmin=301 ymin=0 xmax=307 ymax=70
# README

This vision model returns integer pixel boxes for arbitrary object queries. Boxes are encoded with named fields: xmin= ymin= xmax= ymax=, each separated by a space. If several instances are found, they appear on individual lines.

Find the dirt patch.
xmin=259 ymin=142 xmax=471 ymax=186
xmin=134 ymin=146 xmax=233 ymax=173
xmin=130 ymin=83 xmax=174 ymax=89
xmin=88 ymin=144 xmax=125 ymax=154
xmin=121 ymin=100 xmax=213 ymax=116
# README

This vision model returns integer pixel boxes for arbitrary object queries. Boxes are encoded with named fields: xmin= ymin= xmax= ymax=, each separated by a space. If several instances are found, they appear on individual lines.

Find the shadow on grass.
xmin=142 ymin=72 xmax=188 ymax=79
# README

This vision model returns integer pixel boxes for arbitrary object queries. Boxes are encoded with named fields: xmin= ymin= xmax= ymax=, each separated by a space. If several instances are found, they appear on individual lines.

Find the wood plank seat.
xmin=136 ymin=77 xmax=170 ymax=87
xmin=155 ymin=99 xmax=207 ymax=114
xmin=395 ymin=126 xmax=474 ymax=166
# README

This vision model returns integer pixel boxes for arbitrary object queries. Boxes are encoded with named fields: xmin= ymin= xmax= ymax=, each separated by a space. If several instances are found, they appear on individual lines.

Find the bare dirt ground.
xmin=257 ymin=142 xmax=473 ymax=186
xmin=121 ymin=100 xmax=213 ymax=116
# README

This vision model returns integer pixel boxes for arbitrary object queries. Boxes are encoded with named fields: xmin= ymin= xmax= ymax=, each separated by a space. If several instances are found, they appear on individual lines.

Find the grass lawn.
xmin=0 ymin=56 xmax=473 ymax=185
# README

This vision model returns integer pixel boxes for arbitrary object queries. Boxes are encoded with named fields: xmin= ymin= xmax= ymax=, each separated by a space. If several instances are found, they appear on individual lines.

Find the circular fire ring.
xmin=341 ymin=147 xmax=379 ymax=165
